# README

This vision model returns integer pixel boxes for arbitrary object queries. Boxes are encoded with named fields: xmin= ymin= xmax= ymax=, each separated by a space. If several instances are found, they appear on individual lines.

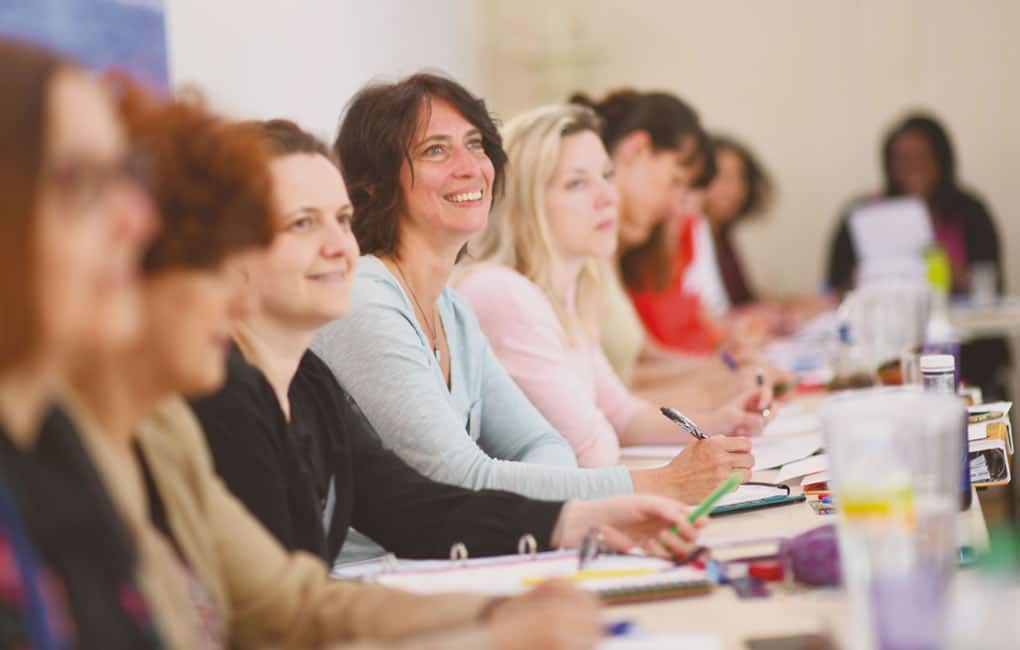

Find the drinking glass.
xmin=821 ymin=388 xmax=964 ymax=650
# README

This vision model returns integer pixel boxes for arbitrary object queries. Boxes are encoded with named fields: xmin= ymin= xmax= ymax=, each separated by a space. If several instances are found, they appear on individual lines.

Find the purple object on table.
xmin=779 ymin=525 xmax=842 ymax=587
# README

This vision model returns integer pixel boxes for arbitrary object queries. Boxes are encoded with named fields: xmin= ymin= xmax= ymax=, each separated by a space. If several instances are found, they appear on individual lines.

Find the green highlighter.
xmin=663 ymin=473 xmax=742 ymax=558
xmin=685 ymin=473 xmax=743 ymax=526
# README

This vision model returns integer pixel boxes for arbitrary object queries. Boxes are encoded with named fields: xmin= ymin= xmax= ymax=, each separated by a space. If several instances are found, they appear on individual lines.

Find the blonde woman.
xmin=457 ymin=105 xmax=768 ymax=472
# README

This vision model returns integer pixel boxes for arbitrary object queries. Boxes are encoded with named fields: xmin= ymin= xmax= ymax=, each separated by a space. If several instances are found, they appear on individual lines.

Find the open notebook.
xmin=345 ymin=550 xmax=711 ymax=606
xmin=620 ymin=431 xmax=823 ymax=471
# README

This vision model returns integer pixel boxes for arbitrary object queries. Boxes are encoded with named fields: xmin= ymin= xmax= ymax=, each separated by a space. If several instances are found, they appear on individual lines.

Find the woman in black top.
xmin=826 ymin=113 xmax=1008 ymax=395
xmin=191 ymin=119 xmax=705 ymax=564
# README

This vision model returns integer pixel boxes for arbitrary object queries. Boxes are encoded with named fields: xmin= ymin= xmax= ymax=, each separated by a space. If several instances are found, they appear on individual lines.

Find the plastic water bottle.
xmin=919 ymin=353 xmax=972 ymax=511
xmin=920 ymin=354 xmax=956 ymax=393
xmin=923 ymin=247 xmax=960 ymax=387
xmin=923 ymin=292 xmax=960 ymax=388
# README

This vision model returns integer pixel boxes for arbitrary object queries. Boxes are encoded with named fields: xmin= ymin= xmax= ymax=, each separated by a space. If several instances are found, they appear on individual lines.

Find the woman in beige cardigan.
xmin=67 ymin=87 xmax=699 ymax=650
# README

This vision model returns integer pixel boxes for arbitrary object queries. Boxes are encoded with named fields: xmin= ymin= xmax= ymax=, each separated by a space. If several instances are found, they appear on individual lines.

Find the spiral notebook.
xmin=349 ymin=549 xmax=711 ymax=606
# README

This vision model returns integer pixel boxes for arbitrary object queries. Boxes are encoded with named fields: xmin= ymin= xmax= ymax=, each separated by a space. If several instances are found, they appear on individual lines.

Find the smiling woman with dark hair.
xmin=313 ymin=73 xmax=721 ymax=506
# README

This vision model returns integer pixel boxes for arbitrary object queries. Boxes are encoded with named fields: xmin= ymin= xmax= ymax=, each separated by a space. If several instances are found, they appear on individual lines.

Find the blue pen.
xmin=720 ymin=350 xmax=739 ymax=371
xmin=820 ymin=496 xmax=833 ymax=504
xmin=604 ymin=620 xmax=634 ymax=637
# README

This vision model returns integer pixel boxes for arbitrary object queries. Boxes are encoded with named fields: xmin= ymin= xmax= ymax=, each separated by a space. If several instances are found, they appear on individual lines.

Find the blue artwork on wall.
xmin=0 ymin=0 xmax=169 ymax=89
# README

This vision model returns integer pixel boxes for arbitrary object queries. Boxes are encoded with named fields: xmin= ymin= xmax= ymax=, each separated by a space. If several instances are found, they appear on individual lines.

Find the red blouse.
xmin=627 ymin=214 xmax=724 ymax=355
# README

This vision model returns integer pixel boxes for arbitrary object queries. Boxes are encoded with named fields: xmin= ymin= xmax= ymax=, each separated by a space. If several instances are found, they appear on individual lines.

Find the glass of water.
xmin=821 ymin=388 xmax=964 ymax=650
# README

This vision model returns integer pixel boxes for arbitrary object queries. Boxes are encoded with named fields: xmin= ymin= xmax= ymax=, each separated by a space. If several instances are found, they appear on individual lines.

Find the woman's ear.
xmin=614 ymin=130 xmax=651 ymax=164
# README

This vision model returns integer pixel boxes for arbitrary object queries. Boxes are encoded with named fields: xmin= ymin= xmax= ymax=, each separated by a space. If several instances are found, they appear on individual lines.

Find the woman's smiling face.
xmin=398 ymin=97 xmax=496 ymax=243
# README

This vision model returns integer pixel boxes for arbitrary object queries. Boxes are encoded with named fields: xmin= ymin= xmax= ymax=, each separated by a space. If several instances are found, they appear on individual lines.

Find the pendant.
xmin=434 ymin=347 xmax=442 ymax=364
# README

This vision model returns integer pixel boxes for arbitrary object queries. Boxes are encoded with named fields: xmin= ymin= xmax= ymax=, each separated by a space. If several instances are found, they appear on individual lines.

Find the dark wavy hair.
xmin=882 ymin=112 xmax=962 ymax=214
xmin=570 ymin=89 xmax=713 ymax=291
xmin=711 ymin=135 xmax=772 ymax=229
xmin=335 ymin=72 xmax=507 ymax=257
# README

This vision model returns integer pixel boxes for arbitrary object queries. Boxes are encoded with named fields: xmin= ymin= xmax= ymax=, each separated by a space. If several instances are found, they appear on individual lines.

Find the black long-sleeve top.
xmin=189 ymin=348 xmax=564 ymax=562
xmin=0 ymin=408 xmax=163 ymax=650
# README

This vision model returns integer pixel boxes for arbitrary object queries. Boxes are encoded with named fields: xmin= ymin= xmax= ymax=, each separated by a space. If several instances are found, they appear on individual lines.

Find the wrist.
xmin=629 ymin=467 xmax=661 ymax=496
xmin=551 ymin=500 xmax=597 ymax=549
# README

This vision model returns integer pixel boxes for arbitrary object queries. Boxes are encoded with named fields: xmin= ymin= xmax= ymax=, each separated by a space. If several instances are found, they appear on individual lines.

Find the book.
xmin=354 ymin=550 xmax=712 ymax=606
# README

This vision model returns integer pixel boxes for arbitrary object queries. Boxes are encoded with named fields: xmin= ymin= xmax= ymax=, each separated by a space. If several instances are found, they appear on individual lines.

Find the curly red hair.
xmin=115 ymin=83 xmax=275 ymax=273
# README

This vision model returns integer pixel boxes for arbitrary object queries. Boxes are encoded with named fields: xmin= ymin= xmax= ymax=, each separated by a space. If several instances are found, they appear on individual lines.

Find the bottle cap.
xmin=920 ymin=354 xmax=955 ymax=373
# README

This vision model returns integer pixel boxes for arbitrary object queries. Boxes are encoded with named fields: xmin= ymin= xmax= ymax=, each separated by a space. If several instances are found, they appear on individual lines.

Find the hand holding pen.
xmin=640 ymin=407 xmax=753 ymax=501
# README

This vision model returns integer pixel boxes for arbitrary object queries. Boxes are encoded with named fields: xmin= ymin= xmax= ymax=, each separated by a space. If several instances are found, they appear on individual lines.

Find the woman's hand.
xmin=700 ymin=386 xmax=773 ymax=436
xmin=632 ymin=437 xmax=753 ymax=503
xmin=485 ymin=580 xmax=602 ymax=650
xmin=551 ymin=495 xmax=705 ymax=559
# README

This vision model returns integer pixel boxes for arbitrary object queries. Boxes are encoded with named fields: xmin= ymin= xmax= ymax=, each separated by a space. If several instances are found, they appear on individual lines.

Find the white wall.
xmin=164 ymin=0 xmax=483 ymax=142
xmin=481 ymin=0 xmax=1020 ymax=295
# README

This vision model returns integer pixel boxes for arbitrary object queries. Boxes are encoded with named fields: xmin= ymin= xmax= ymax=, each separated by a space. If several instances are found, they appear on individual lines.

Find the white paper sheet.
xmin=751 ymin=433 xmax=823 ymax=470
xmin=968 ymin=401 xmax=1013 ymax=441
xmin=762 ymin=412 xmax=822 ymax=437
xmin=776 ymin=454 xmax=830 ymax=483
xmin=371 ymin=553 xmax=702 ymax=597
xmin=714 ymin=483 xmax=789 ymax=508
xmin=620 ymin=432 xmax=822 ymax=471
xmin=848 ymin=197 xmax=933 ymax=262
xmin=801 ymin=471 xmax=830 ymax=487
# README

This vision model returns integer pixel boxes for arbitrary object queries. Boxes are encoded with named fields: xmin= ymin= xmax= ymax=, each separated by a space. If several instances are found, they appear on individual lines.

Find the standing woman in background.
xmin=457 ymin=104 xmax=763 ymax=476
xmin=826 ymin=113 xmax=1008 ymax=395
xmin=0 ymin=40 xmax=163 ymax=649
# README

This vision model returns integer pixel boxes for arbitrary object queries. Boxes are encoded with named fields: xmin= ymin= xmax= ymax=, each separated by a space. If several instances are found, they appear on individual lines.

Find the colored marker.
xmin=604 ymin=621 xmax=634 ymax=637
xmin=687 ymin=473 xmax=743 ymax=524
xmin=721 ymin=350 xmax=739 ymax=371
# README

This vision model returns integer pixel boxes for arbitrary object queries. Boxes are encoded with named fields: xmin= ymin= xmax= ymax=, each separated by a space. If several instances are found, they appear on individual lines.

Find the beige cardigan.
xmin=72 ymin=394 xmax=498 ymax=650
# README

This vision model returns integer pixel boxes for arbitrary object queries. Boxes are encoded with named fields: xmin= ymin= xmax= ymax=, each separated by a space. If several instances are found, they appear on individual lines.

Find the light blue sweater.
xmin=311 ymin=255 xmax=633 ymax=501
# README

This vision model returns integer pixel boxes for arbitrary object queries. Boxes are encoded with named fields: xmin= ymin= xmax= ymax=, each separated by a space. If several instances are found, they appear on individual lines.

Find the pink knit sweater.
xmin=457 ymin=267 xmax=647 ymax=467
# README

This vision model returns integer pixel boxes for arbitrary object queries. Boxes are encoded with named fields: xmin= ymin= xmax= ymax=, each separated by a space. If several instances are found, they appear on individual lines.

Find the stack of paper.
xmin=363 ymin=551 xmax=709 ymax=603
xmin=776 ymin=454 xmax=829 ymax=484
xmin=968 ymin=401 xmax=1012 ymax=443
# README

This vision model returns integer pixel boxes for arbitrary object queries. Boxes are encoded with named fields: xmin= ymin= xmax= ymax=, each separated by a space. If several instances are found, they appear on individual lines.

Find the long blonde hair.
xmin=468 ymin=104 xmax=606 ymax=344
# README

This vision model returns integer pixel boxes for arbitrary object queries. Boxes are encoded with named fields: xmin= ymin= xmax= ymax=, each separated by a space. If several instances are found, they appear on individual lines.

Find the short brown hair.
xmin=0 ymin=40 xmax=70 ymax=372
xmin=115 ymin=85 xmax=276 ymax=274
xmin=334 ymin=72 xmax=507 ymax=257
xmin=260 ymin=118 xmax=332 ymax=160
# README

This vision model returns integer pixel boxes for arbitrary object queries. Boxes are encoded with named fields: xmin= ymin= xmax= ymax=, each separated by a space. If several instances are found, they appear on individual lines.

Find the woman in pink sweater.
xmin=457 ymin=105 xmax=769 ymax=469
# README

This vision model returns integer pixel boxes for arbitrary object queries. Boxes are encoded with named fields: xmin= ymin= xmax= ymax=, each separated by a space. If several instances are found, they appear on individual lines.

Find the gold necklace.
xmin=393 ymin=258 xmax=442 ymax=364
